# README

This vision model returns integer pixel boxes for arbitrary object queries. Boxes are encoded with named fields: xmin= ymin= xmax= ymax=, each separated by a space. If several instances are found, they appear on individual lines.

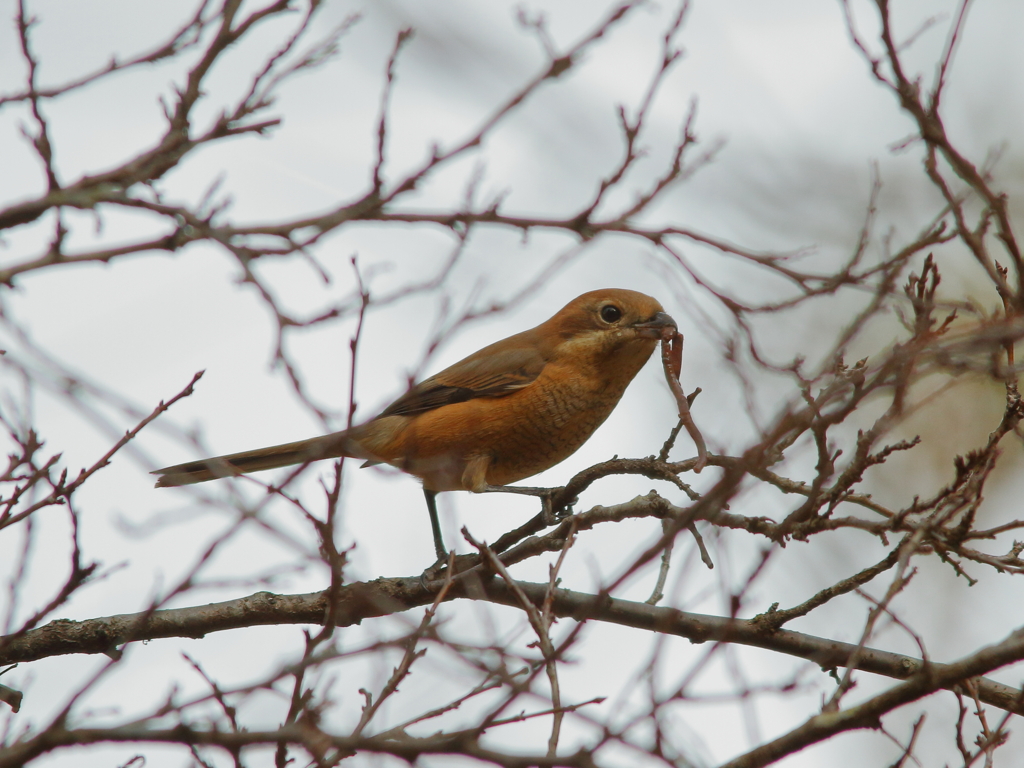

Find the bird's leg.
xmin=423 ymin=489 xmax=448 ymax=561
xmin=419 ymin=493 xmax=479 ymax=585
xmin=481 ymin=484 xmax=577 ymax=526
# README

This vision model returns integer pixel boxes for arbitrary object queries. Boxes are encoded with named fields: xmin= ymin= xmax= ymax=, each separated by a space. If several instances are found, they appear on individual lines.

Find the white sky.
xmin=2 ymin=1 xmax=1024 ymax=766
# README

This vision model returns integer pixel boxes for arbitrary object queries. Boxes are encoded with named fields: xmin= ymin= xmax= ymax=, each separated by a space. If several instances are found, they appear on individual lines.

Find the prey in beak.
xmin=633 ymin=311 xmax=677 ymax=339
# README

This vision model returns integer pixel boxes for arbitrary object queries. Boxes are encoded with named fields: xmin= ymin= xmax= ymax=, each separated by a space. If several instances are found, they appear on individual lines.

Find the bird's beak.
xmin=633 ymin=311 xmax=677 ymax=339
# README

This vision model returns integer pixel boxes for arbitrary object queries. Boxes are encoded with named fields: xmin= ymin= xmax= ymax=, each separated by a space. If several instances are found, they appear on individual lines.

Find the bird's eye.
xmin=600 ymin=304 xmax=622 ymax=323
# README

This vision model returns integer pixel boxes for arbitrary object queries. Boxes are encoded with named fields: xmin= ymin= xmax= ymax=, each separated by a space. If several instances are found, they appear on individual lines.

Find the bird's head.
xmin=543 ymin=289 xmax=676 ymax=369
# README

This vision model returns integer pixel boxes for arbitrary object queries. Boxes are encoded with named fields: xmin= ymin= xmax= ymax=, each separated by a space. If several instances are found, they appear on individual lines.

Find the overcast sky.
xmin=2 ymin=1 xmax=1024 ymax=766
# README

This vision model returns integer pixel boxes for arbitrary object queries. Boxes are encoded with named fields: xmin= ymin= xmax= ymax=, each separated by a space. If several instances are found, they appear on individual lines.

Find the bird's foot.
xmin=421 ymin=554 xmax=448 ymax=586
xmin=420 ymin=551 xmax=480 ymax=588
xmin=481 ymin=484 xmax=578 ymax=526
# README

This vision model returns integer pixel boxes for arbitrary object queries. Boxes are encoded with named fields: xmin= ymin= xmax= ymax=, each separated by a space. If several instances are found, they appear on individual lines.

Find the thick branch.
xmin=3 ymin=580 xmax=1021 ymax=717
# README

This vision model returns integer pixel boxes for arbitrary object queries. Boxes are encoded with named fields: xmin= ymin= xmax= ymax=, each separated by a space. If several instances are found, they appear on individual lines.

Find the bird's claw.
xmin=481 ymin=484 xmax=575 ymax=526
xmin=555 ymin=496 xmax=577 ymax=520
xmin=541 ymin=495 xmax=556 ymax=526
xmin=421 ymin=555 xmax=449 ymax=587
xmin=540 ymin=490 xmax=578 ymax=525
xmin=421 ymin=552 xmax=481 ymax=588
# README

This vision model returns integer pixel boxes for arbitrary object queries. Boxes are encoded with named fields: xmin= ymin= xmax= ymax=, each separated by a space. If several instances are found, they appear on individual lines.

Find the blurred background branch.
xmin=2 ymin=0 xmax=1024 ymax=766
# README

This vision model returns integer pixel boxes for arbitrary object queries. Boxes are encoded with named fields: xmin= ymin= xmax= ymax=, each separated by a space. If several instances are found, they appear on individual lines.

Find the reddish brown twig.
xmin=660 ymin=329 xmax=707 ymax=472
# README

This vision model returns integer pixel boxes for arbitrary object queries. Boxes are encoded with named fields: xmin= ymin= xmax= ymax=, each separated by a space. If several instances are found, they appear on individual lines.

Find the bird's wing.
xmin=378 ymin=342 xmax=546 ymax=417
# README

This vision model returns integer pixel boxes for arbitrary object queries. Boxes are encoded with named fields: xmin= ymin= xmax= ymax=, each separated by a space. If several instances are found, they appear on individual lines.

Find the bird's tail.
xmin=152 ymin=431 xmax=362 ymax=487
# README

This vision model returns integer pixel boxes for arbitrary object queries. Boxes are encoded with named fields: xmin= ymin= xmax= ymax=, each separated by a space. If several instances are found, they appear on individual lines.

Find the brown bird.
xmin=154 ymin=289 xmax=676 ymax=558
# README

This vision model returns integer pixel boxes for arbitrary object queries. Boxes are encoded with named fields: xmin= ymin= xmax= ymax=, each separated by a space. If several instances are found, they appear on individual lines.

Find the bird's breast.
xmin=350 ymin=331 xmax=658 ymax=492
xmin=364 ymin=358 xmax=637 ymax=491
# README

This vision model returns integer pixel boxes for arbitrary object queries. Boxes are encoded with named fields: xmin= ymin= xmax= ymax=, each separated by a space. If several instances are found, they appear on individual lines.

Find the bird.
xmin=154 ymin=289 xmax=677 ymax=559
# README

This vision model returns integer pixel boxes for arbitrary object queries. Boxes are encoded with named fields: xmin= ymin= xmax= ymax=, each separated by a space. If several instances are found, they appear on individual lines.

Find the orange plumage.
xmin=154 ymin=289 xmax=676 ymax=555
